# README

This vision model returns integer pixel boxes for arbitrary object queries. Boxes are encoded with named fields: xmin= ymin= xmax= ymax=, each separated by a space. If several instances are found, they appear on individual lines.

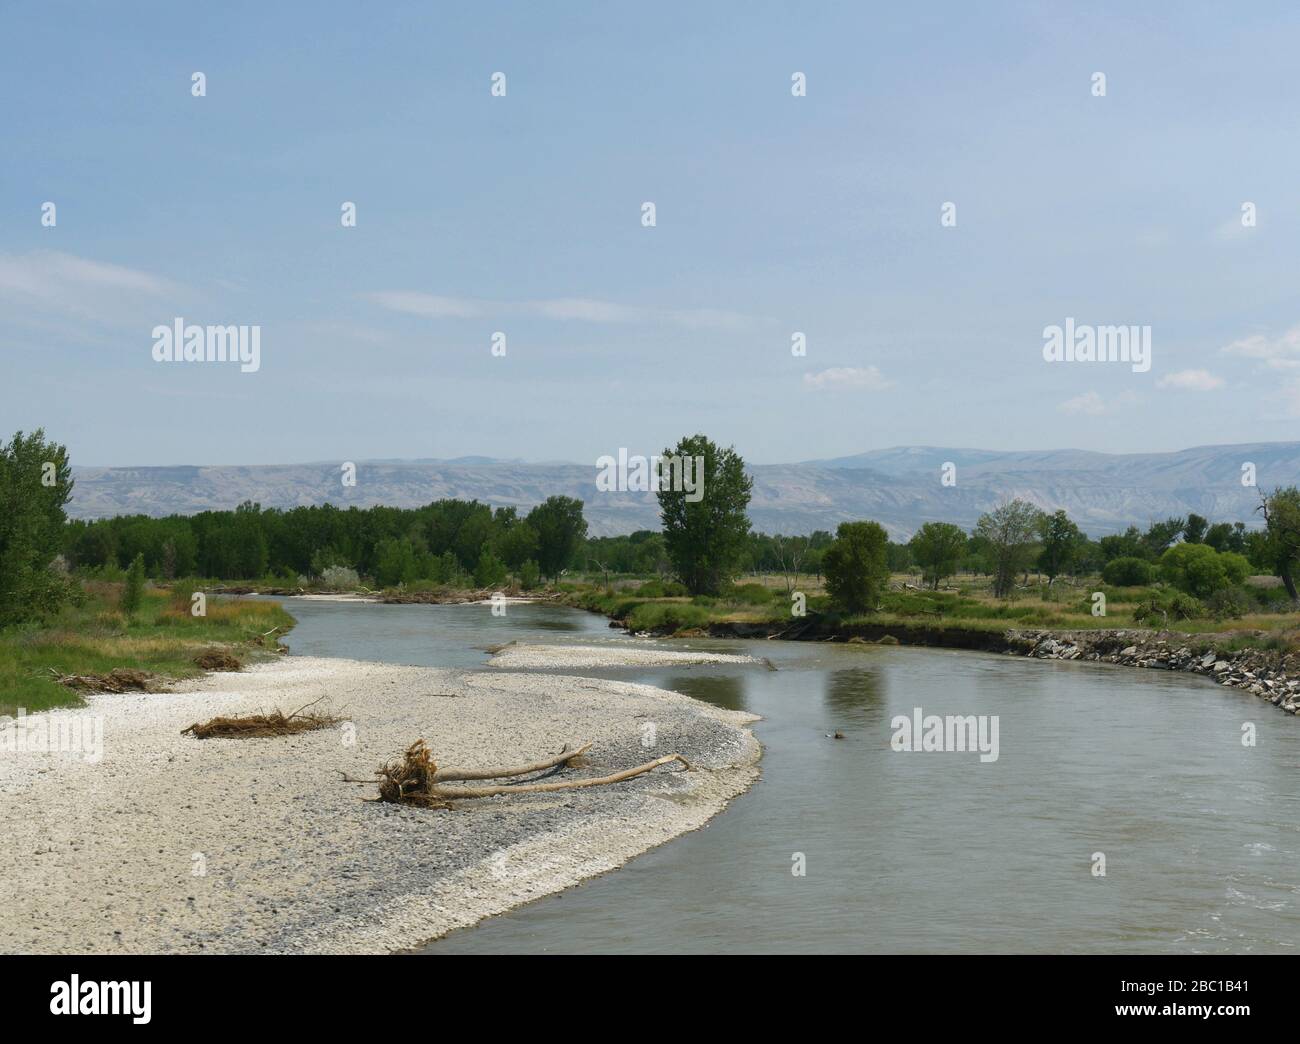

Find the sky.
xmin=4 ymin=1 xmax=1300 ymax=467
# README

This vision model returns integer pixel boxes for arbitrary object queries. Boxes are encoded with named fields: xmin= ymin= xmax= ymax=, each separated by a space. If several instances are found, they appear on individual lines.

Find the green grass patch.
xmin=624 ymin=602 xmax=713 ymax=634
xmin=0 ymin=584 xmax=295 ymax=715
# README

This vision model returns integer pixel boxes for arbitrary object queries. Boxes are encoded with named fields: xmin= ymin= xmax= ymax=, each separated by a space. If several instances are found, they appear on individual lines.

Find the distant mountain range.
xmin=68 ymin=443 xmax=1300 ymax=539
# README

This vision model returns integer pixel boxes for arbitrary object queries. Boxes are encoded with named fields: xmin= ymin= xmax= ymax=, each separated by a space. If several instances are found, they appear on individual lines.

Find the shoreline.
xmin=251 ymin=589 xmax=1300 ymax=715
xmin=695 ymin=620 xmax=1300 ymax=715
xmin=0 ymin=655 xmax=759 ymax=954
xmin=558 ymin=601 xmax=1300 ymax=716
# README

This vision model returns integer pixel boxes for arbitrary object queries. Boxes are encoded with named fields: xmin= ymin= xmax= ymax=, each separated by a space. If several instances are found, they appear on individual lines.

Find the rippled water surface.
xmin=280 ymin=599 xmax=1300 ymax=954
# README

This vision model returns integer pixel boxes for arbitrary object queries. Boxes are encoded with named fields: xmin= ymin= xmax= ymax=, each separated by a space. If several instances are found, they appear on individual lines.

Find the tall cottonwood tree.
xmin=823 ymin=520 xmax=890 ymax=612
xmin=657 ymin=434 xmax=752 ymax=595
xmin=975 ymin=499 xmax=1043 ymax=598
xmin=0 ymin=429 xmax=75 ymax=625
xmin=1036 ymin=509 xmax=1084 ymax=584
xmin=1257 ymin=487 xmax=1300 ymax=600
xmin=526 ymin=496 xmax=588 ymax=581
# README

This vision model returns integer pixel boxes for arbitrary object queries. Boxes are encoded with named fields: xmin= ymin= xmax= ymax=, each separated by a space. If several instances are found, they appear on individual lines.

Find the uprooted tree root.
xmin=182 ymin=696 xmax=342 ymax=739
xmin=368 ymin=739 xmax=691 ymax=809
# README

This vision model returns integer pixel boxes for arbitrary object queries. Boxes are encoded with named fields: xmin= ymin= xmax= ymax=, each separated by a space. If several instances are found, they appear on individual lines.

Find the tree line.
xmin=4 ymin=428 xmax=1299 ymax=629
xmin=64 ymin=494 xmax=590 ymax=590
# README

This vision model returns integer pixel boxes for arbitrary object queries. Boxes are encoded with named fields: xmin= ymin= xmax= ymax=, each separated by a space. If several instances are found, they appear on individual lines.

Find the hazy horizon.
xmin=67 ymin=437 xmax=1300 ymax=472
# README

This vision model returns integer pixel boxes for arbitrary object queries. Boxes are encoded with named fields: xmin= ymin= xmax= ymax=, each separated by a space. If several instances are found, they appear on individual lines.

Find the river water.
xmin=281 ymin=598 xmax=1299 ymax=954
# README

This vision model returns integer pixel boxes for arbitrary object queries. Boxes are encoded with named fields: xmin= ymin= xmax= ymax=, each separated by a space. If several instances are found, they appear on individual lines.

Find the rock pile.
xmin=1009 ymin=629 xmax=1300 ymax=715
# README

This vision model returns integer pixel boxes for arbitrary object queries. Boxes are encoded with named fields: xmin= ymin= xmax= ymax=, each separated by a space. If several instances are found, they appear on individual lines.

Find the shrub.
xmin=474 ymin=549 xmax=508 ymax=588
xmin=1132 ymin=590 xmax=1204 ymax=625
xmin=1159 ymin=542 xmax=1245 ymax=598
xmin=120 ymin=554 xmax=147 ymax=615
xmin=519 ymin=560 xmax=541 ymax=590
xmin=1102 ymin=556 xmax=1153 ymax=586
xmin=1205 ymin=586 xmax=1249 ymax=620
xmin=625 ymin=602 xmax=712 ymax=634
xmin=317 ymin=565 xmax=359 ymax=590
xmin=1218 ymin=551 xmax=1252 ymax=585
xmin=170 ymin=579 xmax=197 ymax=610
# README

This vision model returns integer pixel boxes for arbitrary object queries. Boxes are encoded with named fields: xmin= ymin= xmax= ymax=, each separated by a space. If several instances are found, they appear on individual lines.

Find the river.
xmin=280 ymin=598 xmax=1299 ymax=954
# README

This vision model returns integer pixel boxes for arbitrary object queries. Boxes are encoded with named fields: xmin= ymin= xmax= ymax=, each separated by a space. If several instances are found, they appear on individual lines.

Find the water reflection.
xmin=823 ymin=667 xmax=885 ymax=726
xmin=655 ymin=673 xmax=748 ymax=713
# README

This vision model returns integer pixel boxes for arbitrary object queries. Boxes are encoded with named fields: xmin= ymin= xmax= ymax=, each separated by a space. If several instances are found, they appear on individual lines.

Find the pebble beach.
xmin=0 ymin=654 xmax=760 ymax=954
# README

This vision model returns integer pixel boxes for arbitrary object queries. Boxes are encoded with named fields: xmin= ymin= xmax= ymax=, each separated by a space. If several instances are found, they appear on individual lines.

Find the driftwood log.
xmin=371 ymin=739 xmax=690 ymax=808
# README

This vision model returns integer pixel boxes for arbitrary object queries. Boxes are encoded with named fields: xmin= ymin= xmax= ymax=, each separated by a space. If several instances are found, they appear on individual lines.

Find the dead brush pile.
xmin=58 ymin=667 xmax=157 ymax=693
xmin=182 ymin=697 xmax=341 ymax=739
xmin=194 ymin=649 xmax=242 ymax=671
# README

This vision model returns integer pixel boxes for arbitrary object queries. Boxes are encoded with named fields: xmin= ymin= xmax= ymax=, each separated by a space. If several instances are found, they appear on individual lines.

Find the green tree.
xmin=518 ymin=559 xmax=541 ymax=591
xmin=495 ymin=520 xmax=539 ymax=576
xmin=1098 ymin=525 xmax=1146 ymax=562
xmin=1101 ymin=556 xmax=1152 ymax=586
xmin=1183 ymin=513 xmax=1208 ymax=544
xmin=657 ymin=434 xmax=753 ymax=595
xmin=526 ymin=496 xmax=588 ymax=581
xmin=975 ymin=499 xmax=1043 ymax=598
xmin=0 ymin=429 xmax=75 ymax=625
xmin=1257 ymin=488 xmax=1300 ymax=599
xmin=374 ymin=537 xmax=418 ymax=587
xmin=121 ymin=553 xmax=147 ymax=615
xmin=1159 ymin=542 xmax=1249 ymax=598
xmin=474 ymin=549 xmax=508 ymax=588
xmin=1205 ymin=521 xmax=1247 ymax=554
xmin=1036 ymin=509 xmax=1084 ymax=583
xmin=823 ymin=521 xmax=890 ymax=613
xmin=908 ymin=522 xmax=966 ymax=589
xmin=1142 ymin=517 xmax=1186 ymax=558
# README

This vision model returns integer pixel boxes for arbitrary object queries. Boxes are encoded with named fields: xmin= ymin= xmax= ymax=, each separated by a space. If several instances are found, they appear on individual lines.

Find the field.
xmin=0 ymin=583 xmax=294 ymax=716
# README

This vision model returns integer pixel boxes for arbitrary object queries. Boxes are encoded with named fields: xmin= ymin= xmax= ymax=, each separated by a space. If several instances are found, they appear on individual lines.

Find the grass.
xmin=0 ymin=581 xmax=295 ymax=716
xmin=555 ymin=571 xmax=1300 ymax=649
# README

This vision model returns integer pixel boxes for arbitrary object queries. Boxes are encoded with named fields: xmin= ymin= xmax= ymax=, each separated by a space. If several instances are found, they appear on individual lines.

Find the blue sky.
xmin=4 ymin=1 xmax=1300 ymax=467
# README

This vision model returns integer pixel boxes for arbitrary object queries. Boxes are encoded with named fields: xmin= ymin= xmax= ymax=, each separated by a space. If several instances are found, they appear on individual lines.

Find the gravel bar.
xmin=0 ymin=656 xmax=760 ymax=954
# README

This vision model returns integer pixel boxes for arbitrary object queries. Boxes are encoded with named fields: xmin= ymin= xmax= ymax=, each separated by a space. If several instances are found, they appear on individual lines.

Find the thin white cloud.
xmin=1157 ymin=369 xmax=1223 ymax=391
xmin=0 ymin=250 xmax=177 ymax=303
xmin=802 ymin=366 xmax=891 ymax=391
xmin=527 ymin=297 xmax=631 ymax=322
xmin=1058 ymin=391 xmax=1108 ymax=415
xmin=367 ymin=292 xmax=764 ymax=329
xmin=365 ymin=291 xmax=483 ymax=318
xmin=1222 ymin=324 xmax=1300 ymax=370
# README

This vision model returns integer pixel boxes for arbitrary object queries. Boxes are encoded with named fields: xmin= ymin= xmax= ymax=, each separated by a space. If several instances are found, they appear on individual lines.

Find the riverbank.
xmin=698 ymin=619 xmax=1300 ymax=715
xmin=0 ymin=585 xmax=294 ymax=716
xmin=543 ymin=585 xmax=1300 ymax=717
xmin=0 ymin=655 xmax=759 ymax=954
